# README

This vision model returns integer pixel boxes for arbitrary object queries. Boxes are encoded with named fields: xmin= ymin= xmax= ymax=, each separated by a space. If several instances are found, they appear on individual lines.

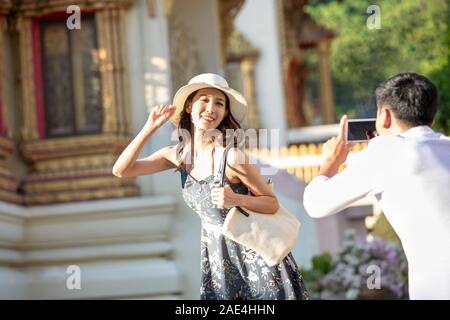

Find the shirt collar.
xmin=399 ymin=125 xmax=439 ymax=138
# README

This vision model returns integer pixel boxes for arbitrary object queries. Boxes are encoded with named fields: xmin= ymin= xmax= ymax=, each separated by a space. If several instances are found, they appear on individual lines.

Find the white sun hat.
xmin=171 ymin=73 xmax=248 ymax=126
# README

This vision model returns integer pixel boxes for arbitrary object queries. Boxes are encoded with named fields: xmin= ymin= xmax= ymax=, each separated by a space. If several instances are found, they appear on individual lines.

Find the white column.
xmin=234 ymin=0 xmax=288 ymax=147
xmin=126 ymin=0 xmax=174 ymax=195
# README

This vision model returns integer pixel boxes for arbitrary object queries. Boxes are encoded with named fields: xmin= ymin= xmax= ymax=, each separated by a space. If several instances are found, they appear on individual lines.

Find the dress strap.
xmin=180 ymin=168 xmax=188 ymax=189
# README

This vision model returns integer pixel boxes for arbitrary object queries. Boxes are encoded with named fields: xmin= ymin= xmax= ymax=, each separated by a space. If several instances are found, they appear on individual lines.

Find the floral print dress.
xmin=180 ymin=168 xmax=309 ymax=300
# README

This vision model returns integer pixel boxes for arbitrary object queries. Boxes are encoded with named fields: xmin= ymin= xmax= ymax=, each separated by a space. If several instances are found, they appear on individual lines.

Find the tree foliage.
xmin=306 ymin=0 xmax=449 ymax=134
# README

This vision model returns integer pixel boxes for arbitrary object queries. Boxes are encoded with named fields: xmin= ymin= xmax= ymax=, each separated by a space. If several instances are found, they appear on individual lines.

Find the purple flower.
xmin=316 ymin=230 xmax=409 ymax=299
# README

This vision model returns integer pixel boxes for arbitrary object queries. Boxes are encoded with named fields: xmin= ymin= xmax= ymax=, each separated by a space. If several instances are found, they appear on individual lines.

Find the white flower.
xmin=243 ymin=250 xmax=257 ymax=263
xmin=257 ymin=259 xmax=266 ymax=267
xmin=248 ymin=272 xmax=258 ymax=282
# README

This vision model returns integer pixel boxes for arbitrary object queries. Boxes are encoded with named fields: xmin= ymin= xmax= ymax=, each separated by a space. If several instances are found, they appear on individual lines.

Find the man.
xmin=303 ymin=73 xmax=450 ymax=300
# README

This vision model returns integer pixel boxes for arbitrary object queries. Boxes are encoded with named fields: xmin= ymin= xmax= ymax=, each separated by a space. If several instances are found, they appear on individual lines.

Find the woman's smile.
xmin=201 ymin=114 xmax=216 ymax=122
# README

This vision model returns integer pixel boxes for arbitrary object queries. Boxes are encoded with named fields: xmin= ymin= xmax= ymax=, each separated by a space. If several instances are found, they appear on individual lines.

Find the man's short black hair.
xmin=375 ymin=72 xmax=438 ymax=127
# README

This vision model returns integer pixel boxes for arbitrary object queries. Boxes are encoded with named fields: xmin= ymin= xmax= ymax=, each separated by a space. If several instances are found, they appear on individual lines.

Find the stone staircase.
xmin=0 ymin=195 xmax=182 ymax=299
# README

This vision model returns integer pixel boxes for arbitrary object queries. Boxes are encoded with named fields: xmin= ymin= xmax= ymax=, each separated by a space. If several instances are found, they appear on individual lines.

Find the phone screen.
xmin=347 ymin=119 xmax=377 ymax=142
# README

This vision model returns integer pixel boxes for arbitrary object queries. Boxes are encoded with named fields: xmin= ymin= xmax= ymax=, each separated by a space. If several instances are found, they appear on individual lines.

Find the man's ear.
xmin=381 ymin=106 xmax=392 ymax=129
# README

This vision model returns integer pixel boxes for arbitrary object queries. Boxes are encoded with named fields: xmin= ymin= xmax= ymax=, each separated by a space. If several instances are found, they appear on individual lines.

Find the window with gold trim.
xmin=37 ymin=14 xmax=102 ymax=138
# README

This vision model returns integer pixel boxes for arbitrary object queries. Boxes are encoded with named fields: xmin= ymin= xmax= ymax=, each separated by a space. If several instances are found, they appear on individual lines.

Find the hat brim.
xmin=170 ymin=83 xmax=248 ymax=127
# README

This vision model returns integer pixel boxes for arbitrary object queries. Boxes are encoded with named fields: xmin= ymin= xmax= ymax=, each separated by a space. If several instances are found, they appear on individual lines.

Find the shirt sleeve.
xmin=303 ymin=139 xmax=385 ymax=218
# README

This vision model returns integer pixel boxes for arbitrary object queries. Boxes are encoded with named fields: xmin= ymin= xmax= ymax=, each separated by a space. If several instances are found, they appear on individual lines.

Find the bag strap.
xmin=217 ymin=145 xmax=233 ymax=187
xmin=216 ymin=145 xmax=249 ymax=217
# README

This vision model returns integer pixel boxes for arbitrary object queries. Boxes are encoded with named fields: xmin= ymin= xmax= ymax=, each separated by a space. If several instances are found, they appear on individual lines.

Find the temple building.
xmin=0 ymin=0 xmax=365 ymax=299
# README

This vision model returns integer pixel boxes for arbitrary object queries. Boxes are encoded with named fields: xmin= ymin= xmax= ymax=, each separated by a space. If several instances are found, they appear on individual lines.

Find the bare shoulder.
xmin=225 ymin=147 xmax=274 ymax=196
xmin=226 ymin=147 xmax=248 ymax=167
xmin=225 ymin=147 xmax=253 ymax=182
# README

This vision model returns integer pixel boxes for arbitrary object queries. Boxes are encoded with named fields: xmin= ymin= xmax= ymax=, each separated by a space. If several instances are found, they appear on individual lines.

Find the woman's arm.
xmin=211 ymin=148 xmax=279 ymax=214
xmin=112 ymin=105 xmax=177 ymax=178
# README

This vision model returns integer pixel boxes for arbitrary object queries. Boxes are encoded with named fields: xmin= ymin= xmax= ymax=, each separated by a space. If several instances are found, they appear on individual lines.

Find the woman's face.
xmin=187 ymin=88 xmax=228 ymax=130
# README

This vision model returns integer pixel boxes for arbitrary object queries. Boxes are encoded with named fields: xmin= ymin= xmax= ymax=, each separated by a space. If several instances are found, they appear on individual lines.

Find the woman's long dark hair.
xmin=176 ymin=89 xmax=241 ymax=170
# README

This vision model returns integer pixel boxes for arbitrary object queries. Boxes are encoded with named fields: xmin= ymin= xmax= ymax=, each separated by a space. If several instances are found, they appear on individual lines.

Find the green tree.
xmin=430 ymin=16 xmax=450 ymax=134
xmin=306 ymin=0 xmax=450 ymax=134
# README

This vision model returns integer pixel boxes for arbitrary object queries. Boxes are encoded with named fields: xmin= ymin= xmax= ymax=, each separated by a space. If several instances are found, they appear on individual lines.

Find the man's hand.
xmin=319 ymin=115 xmax=353 ymax=178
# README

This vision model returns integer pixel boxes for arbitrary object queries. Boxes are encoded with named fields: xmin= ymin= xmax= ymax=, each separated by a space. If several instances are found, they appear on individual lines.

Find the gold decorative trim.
xmin=24 ymin=186 xmax=140 ymax=206
xmin=112 ymin=8 xmax=127 ymax=134
xmin=97 ymin=10 xmax=115 ymax=133
xmin=0 ymin=166 xmax=21 ymax=181
xmin=0 ymin=14 xmax=20 ymax=204
xmin=96 ymin=9 xmax=130 ymax=135
xmin=21 ymin=154 xmax=139 ymax=205
xmin=17 ymin=17 xmax=39 ymax=141
xmin=21 ymin=133 xmax=132 ymax=161
xmin=24 ymin=176 xmax=134 ymax=193
xmin=13 ymin=0 xmax=133 ymax=17
xmin=0 ymin=15 xmax=8 ymax=139
xmin=119 ymin=8 xmax=131 ymax=135
xmin=0 ymin=136 xmax=14 ymax=158
xmin=0 ymin=189 xmax=22 ymax=204
xmin=27 ymin=168 xmax=115 ymax=180
xmin=0 ymin=177 xmax=19 ymax=192
xmin=33 ymin=154 xmax=118 ymax=172
xmin=111 ymin=8 xmax=121 ymax=133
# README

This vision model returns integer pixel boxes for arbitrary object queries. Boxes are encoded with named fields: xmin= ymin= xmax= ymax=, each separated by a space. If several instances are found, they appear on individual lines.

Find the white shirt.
xmin=303 ymin=126 xmax=450 ymax=299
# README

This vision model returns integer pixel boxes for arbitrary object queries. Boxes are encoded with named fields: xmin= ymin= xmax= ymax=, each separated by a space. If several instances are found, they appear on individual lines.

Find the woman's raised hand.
xmin=145 ymin=104 xmax=176 ymax=131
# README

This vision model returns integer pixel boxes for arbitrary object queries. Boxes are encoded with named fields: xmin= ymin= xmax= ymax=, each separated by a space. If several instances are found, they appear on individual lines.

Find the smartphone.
xmin=346 ymin=118 xmax=377 ymax=143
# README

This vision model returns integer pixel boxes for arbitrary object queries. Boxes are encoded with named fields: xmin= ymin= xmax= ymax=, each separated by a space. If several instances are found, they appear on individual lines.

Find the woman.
xmin=112 ymin=73 xmax=308 ymax=300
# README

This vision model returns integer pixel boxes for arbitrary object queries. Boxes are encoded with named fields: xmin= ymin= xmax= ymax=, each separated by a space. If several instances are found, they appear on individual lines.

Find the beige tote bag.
xmin=217 ymin=146 xmax=301 ymax=267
